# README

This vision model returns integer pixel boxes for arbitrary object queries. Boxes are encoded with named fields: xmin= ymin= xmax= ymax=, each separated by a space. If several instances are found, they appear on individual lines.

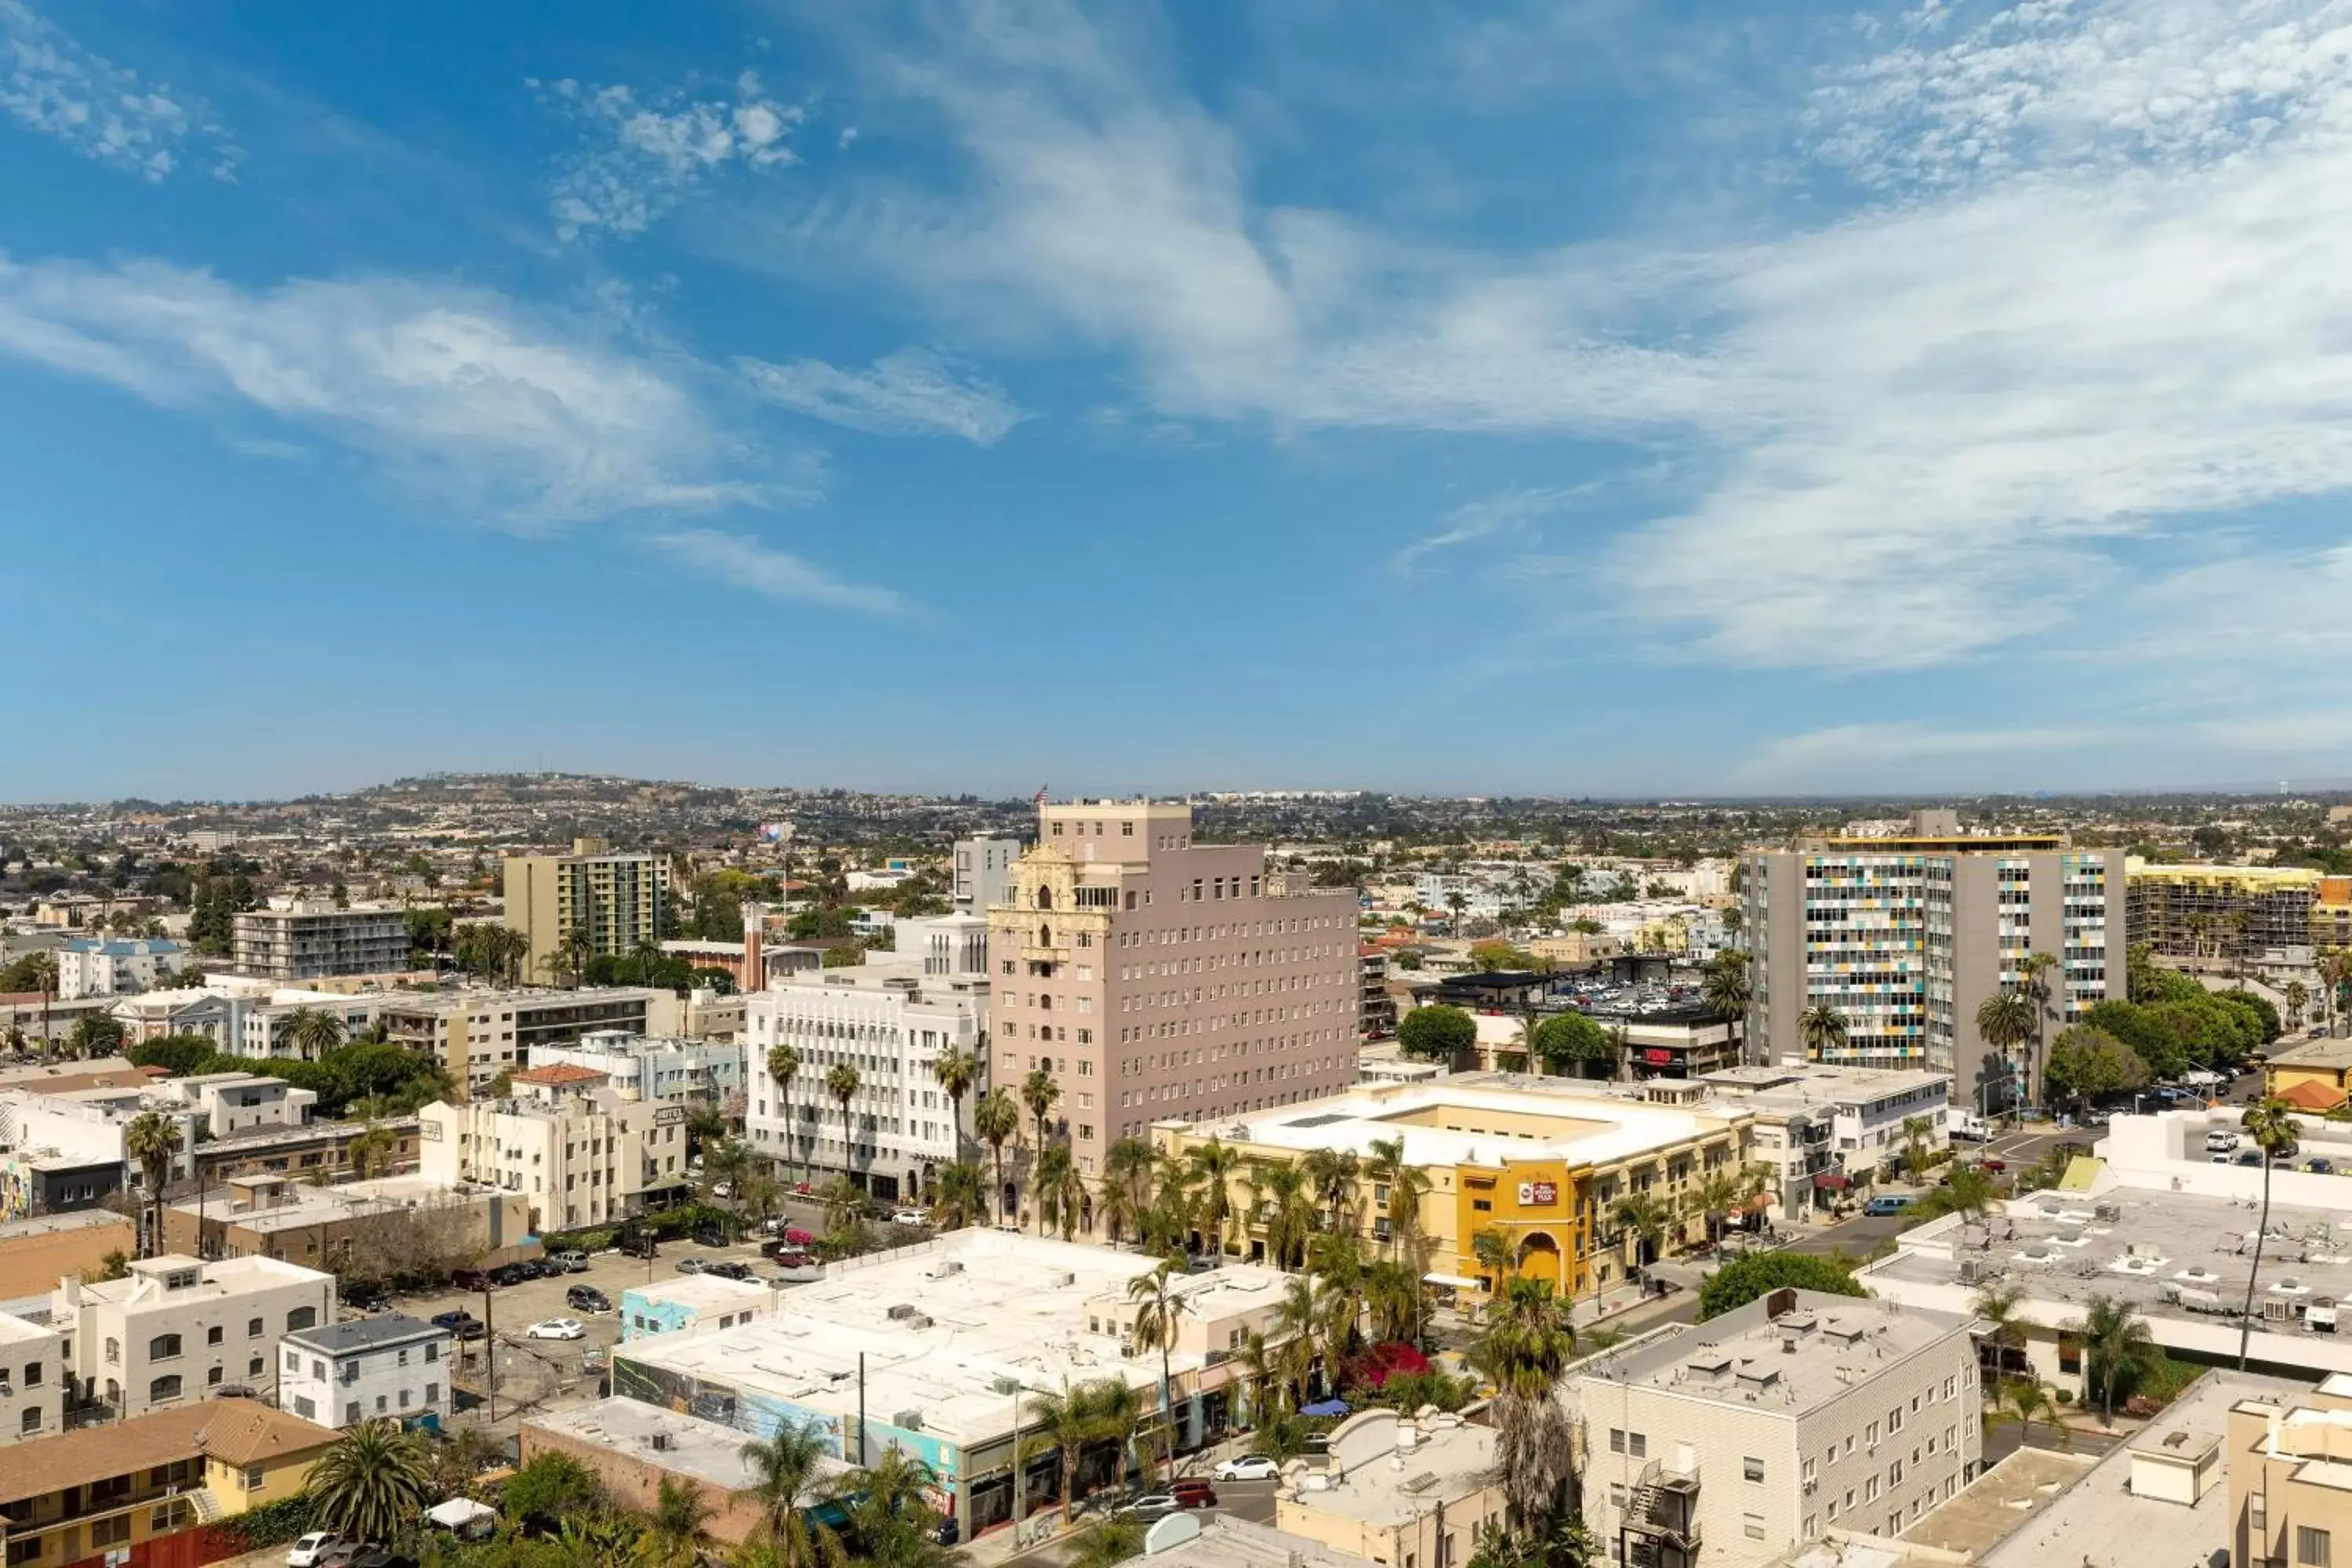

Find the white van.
xmin=2206 ymin=1128 xmax=2241 ymax=1154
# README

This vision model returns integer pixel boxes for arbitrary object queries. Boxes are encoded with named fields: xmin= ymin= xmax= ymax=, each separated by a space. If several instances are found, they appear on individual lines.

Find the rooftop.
xmin=1283 ymin=1412 xmax=1494 ymax=1526
xmin=1136 ymin=1515 xmax=1379 ymax=1568
xmin=511 ymin=1063 xmax=612 ymax=1087
xmin=172 ymin=1174 xmax=474 ymax=1235
xmin=1571 ymin=1290 xmax=1975 ymax=1417
xmin=67 ymin=1253 xmax=331 ymax=1308
xmin=284 ymin=1312 xmax=449 ymax=1356
xmin=2266 ymin=1036 xmax=2352 ymax=1072
xmin=528 ymin=1396 xmax=855 ymax=1494
xmin=1158 ymin=1077 xmax=1744 ymax=1170
xmin=0 ymin=1402 xmax=337 ymax=1505
xmin=1698 ymin=1062 xmax=1954 ymax=1106
xmin=625 ymin=1274 xmax=775 ymax=1313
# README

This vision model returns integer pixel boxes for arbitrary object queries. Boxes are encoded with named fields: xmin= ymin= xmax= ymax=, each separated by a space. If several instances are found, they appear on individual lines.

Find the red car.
xmin=1171 ymin=1479 xmax=1217 ymax=1510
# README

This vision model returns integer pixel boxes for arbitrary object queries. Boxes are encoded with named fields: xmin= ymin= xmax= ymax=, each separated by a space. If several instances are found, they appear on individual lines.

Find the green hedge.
xmin=213 ymin=1494 xmax=316 ymax=1548
xmin=541 ymin=1203 xmax=740 ymax=1254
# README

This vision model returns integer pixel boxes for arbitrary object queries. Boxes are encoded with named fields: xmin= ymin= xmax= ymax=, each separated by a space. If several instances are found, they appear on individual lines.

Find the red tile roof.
xmin=2276 ymin=1078 xmax=2347 ymax=1111
xmin=512 ymin=1064 xmax=610 ymax=1087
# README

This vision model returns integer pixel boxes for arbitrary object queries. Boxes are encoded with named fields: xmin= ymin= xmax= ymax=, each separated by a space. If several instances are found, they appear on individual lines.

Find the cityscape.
xmin=9 ymin=3 xmax=2352 ymax=1568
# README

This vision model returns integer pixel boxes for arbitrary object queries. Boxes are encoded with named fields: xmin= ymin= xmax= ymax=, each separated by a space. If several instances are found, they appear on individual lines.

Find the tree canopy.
xmin=1697 ymin=1252 xmax=1867 ymax=1319
xmin=1398 ymin=1004 xmax=1478 ymax=1062
xmin=2042 ymin=1025 xmax=2149 ymax=1112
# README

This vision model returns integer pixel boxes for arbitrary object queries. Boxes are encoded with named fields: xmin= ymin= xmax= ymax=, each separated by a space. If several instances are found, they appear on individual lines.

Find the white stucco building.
xmin=56 ymin=937 xmax=189 ymax=999
xmin=526 ymin=1030 xmax=750 ymax=1112
xmin=278 ymin=1314 xmax=453 ymax=1430
xmin=744 ymin=913 xmax=990 ymax=1202
xmin=53 ymin=1253 xmax=336 ymax=1419
xmin=417 ymin=1062 xmax=686 ymax=1232
xmin=0 ymin=1312 xmax=66 ymax=1446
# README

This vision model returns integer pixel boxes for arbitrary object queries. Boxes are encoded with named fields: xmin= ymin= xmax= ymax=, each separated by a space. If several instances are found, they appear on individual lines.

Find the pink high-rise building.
xmin=987 ymin=799 xmax=1362 ymax=1196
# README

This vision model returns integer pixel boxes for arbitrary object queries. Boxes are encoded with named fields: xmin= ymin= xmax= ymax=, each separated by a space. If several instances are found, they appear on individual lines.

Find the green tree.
xmin=931 ymin=1044 xmax=979 ymax=1163
xmin=1127 ymin=1258 xmax=1192 ymax=1478
xmin=1971 ymin=1282 xmax=2033 ymax=1379
xmin=283 ymin=1005 xmax=347 ymax=1059
xmin=637 ymin=1474 xmax=715 ymax=1568
xmin=1021 ymin=1067 xmax=1063 ymax=1232
xmin=1530 ymin=1011 xmax=1612 ymax=1078
xmin=766 ymin=1044 xmax=802 ymax=1181
xmin=739 ymin=1425 xmax=840 ymax=1568
xmin=1466 ymin=1277 xmax=1579 ymax=1534
xmin=1994 ymin=1378 xmax=2071 ymax=1452
xmin=1797 ymin=1001 xmax=1849 ymax=1059
xmin=2238 ymin=1097 xmax=2301 ymax=1369
xmin=2041 ymin=1025 xmax=2147 ymax=1116
xmin=304 ymin=1418 xmax=434 ymax=1544
xmin=1697 ymin=1252 xmax=1865 ymax=1319
xmin=1702 ymin=949 xmax=1754 ymax=1062
xmin=1610 ymin=1192 xmax=1673 ymax=1269
xmin=67 ymin=1013 xmax=126 ymax=1060
xmin=2074 ymin=1294 xmax=2161 ymax=1425
xmin=1099 ymin=1137 xmax=1157 ymax=1244
xmin=1022 ymin=1379 xmax=1126 ymax=1526
xmin=1035 ymin=1142 xmax=1085 ymax=1240
xmin=1397 ymin=1004 xmax=1478 ymax=1063
xmin=929 ymin=1160 xmax=987 ymax=1231
xmin=124 ymin=1110 xmax=182 ymax=1259
xmin=972 ymin=1088 xmax=1020 ymax=1227
xmin=826 ymin=1064 xmax=862 ymax=1187
xmin=1976 ymin=989 xmax=2038 ymax=1106
xmin=1364 ymin=1134 xmax=1432 ymax=1261
xmin=1185 ymin=1138 xmax=1242 ymax=1256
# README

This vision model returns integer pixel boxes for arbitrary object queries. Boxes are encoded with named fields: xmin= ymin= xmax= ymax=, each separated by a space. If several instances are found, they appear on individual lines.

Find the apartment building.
xmin=503 ymin=837 xmax=673 ymax=981
xmin=417 ymin=1063 xmax=681 ymax=1232
xmin=167 ymin=1172 xmax=531 ymax=1272
xmin=232 ymin=898 xmax=412 ymax=979
xmin=0 ymin=1082 xmax=200 ymax=1231
xmin=52 ymin=1254 xmax=337 ymax=1419
xmin=0 ymin=1313 xmax=65 ymax=1446
xmin=2125 ymin=860 xmax=2342 ymax=965
xmin=162 ymin=1071 xmax=318 ymax=1137
xmin=745 ymin=913 xmax=989 ymax=1201
xmin=1743 ymin=809 xmax=2124 ymax=1111
xmin=54 ymin=936 xmax=187 ymax=999
xmin=1568 ymin=1290 xmax=1981 ymax=1568
xmin=2230 ymin=1374 xmax=2352 ymax=1568
xmin=1275 ymin=1410 xmax=1503 ymax=1568
xmin=238 ymin=988 xmax=387 ymax=1058
xmin=989 ymin=800 xmax=1359 ymax=1190
xmin=1697 ymin=1063 xmax=1951 ymax=1208
xmin=278 ymin=1314 xmax=454 ymax=1430
xmin=1358 ymin=946 xmax=1396 ymax=1040
xmin=953 ymin=835 xmax=1023 ymax=914
xmin=379 ymin=985 xmax=666 ymax=1095
xmin=528 ymin=1029 xmax=750 ymax=1112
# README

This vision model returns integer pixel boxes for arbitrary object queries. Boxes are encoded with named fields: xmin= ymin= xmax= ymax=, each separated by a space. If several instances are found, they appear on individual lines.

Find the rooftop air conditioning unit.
xmin=887 ymin=1303 xmax=918 ymax=1320
xmin=894 ymin=1410 xmax=924 ymax=1431
xmin=650 ymin=1432 xmax=672 ymax=1451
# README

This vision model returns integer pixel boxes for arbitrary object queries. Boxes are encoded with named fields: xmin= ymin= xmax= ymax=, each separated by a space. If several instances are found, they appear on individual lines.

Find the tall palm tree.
xmin=931 ymin=1044 xmax=979 ymax=1163
xmin=972 ymin=1087 xmax=1020 ymax=1227
xmin=1469 ymin=1225 xmax=1513 ymax=1290
xmin=1702 ymin=949 xmax=1755 ymax=1062
xmin=1127 ymin=1258 xmax=1192 ymax=1477
xmin=23 ymin=951 xmax=57 ymax=1058
xmin=638 ymin=1474 xmax=715 ymax=1568
xmin=1610 ymin=1192 xmax=1672 ymax=1272
xmin=284 ymin=1004 xmax=346 ymax=1059
xmin=929 ymin=1160 xmax=987 ymax=1230
xmin=124 ymin=1110 xmax=182 ymax=1259
xmin=1971 ymin=1282 xmax=2032 ymax=1380
xmin=1797 ymin=1000 xmax=1849 ymax=1060
xmin=1300 ymin=1147 xmax=1361 ymax=1233
xmin=1468 ymin=1276 xmax=1579 ymax=1534
xmin=766 ymin=1044 xmax=801 ymax=1181
xmin=1693 ymin=1170 xmax=1738 ymax=1246
xmin=1020 ymin=1069 xmax=1062 ymax=1236
xmin=1246 ymin=1160 xmax=1316 ymax=1269
xmin=741 ymin=1425 xmax=839 ymax=1568
xmin=1099 ymin=1136 xmax=1156 ymax=1245
xmin=1036 ymin=1142 xmax=1086 ymax=1240
xmin=304 ymin=1418 xmax=434 ymax=1545
xmin=1364 ymin=1135 xmax=1431 ymax=1260
xmin=564 ymin=925 xmax=597 ymax=989
xmin=1363 ymin=1258 xmax=1421 ymax=1345
xmin=1022 ymin=1379 xmax=1116 ymax=1526
xmin=1976 ymin=989 xmax=2037 ymax=1111
xmin=826 ymin=1065 xmax=862 ymax=1189
xmin=2019 ymin=950 xmax=2060 ymax=1098
xmin=345 ymin=1124 xmax=400 ymax=1181
xmin=2074 ymin=1294 xmax=2160 ymax=1426
xmin=2286 ymin=980 xmax=2311 ymax=1032
xmin=1234 ymin=1329 xmax=1279 ymax=1425
xmin=2239 ymin=1096 xmax=2300 ymax=1369
xmin=1185 ymin=1138 xmax=1241 ymax=1257
xmin=840 ymin=1446 xmax=960 ymax=1568
xmin=1900 ymin=1115 xmax=1935 ymax=1178
xmin=1275 ymin=1275 xmax=1334 ymax=1403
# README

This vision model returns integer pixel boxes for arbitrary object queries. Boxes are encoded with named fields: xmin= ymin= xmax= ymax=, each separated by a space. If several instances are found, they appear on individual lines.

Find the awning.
xmin=1422 ymin=1272 xmax=1483 ymax=1290
xmin=1812 ymin=1172 xmax=1851 ymax=1190
xmin=1301 ymin=1399 xmax=1351 ymax=1418
xmin=426 ymin=1499 xmax=497 ymax=1530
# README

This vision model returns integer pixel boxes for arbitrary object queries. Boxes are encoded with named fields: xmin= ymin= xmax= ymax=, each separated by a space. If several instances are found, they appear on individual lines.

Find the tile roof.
xmin=0 ymin=1403 xmax=336 ymax=1505
xmin=511 ymin=1063 xmax=610 ymax=1086
xmin=2278 ymin=1078 xmax=2348 ymax=1111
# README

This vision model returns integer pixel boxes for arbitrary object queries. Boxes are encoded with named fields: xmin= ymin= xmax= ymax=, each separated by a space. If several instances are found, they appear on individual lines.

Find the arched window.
xmin=286 ymin=1306 xmax=318 ymax=1333
xmin=147 ymin=1334 xmax=181 ymax=1361
xmin=1038 ymin=923 xmax=1052 ymax=947
xmin=149 ymin=1374 xmax=183 ymax=1403
xmin=1036 ymin=887 xmax=1054 ymax=910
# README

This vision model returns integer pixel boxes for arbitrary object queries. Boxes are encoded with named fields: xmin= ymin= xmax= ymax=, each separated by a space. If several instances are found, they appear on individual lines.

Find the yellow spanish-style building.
xmin=1152 ymin=1075 xmax=1752 ymax=1308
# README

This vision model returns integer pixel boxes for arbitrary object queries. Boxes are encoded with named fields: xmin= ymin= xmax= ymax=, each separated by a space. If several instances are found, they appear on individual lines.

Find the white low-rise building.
xmin=0 ymin=1312 xmax=66 ymax=1446
xmin=56 ymin=937 xmax=189 ymax=999
xmin=418 ymin=1062 xmax=686 ymax=1232
xmin=278 ymin=1314 xmax=453 ymax=1430
xmin=527 ymin=1030 xmax=750 ymax=1111
xmin=745 ymin=913 xmax=990 ymax=1203
xmin=53 ymin=1253 xmax=336 ymax=1419
xmin=1699 ymin=1062 xmax=1952 ymax=1208
xmin=158 ymin=1072 xmax=318 ymax=1138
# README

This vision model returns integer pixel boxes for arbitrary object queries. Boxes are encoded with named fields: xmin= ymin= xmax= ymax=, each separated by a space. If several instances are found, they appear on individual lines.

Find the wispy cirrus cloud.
xmin=534 ymin=70 xmax=805 ymax=241
xmin=642 ymin=528 xmax=911 ymax=615
xmin=1391 ymin=487 xmax=1594 ymax=575
xmin=0 ymin=0 xmax=238 ymax=180
xmin=738 ymin=348 xmax=1023 ymax=444
xmin=1736 ymin=722 xmax=2132 ymax=791
xmin=0 ymin=252 xmax=761 ymax=523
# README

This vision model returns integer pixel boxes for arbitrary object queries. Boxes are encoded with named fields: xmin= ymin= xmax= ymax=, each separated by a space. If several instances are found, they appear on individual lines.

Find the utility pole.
xmin=481 ymin=1278 xmax=496 ymax=1425
xmin=857 ymin=1352 xmax=867 ymax=1466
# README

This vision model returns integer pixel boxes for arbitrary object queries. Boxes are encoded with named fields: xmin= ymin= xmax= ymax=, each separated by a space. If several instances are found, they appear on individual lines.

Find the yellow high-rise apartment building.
xmin=503 ymin=837 xmax=672 ymax=983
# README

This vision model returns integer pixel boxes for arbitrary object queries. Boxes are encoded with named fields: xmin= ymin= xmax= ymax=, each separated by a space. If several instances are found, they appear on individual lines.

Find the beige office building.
xmin=503 ymin=837 xmax=672 ymax=981
xmin=989 ymin=799 xmax=1359 ymax=1197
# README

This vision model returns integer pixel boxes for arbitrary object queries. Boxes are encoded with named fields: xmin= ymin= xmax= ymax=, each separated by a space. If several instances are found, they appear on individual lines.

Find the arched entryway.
xmin=1516 ymin=1229 xmax=1566 ymax=1290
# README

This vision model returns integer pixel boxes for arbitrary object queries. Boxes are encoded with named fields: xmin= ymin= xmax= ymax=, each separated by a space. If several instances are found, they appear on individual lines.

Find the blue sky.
xmin=7 ymin=0 xmax=2352 ymax=802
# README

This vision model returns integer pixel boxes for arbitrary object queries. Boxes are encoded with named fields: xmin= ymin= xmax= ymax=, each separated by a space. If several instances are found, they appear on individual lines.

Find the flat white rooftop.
xmin=530 ymin=1396 xmax=855 ymax=1494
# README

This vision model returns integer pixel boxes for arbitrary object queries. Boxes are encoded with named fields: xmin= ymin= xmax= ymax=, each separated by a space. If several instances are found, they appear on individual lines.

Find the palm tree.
xmin=638 ymin=1474 xmax=715 ymax=1568
xmin=1363 ymin=1258 xmax=1422 ymax=1344
xmin=1300 ymin=1147 xmax=1361 ymax=1233
xmin=1702 ymin=949 xmax=1755 ymax=1062
xmin=972 ymin=1088 xmax=1020 ymax=1227
xmin=1036 ymin=1142 xmax=1086 ymax=1240
xmin=346 ymin=1123 xmax=400 ymax=1181
xmin=1467 ymin=1276 xmax=1579 ymax=1534
xmin=1993 ymin=1378 xmax=2070 ymax=1452
xmin=305 ymin=1418 xmax=434 ymax=1545
xmin=1976 ymin=989 xmax=2037 ymax=1111
xmin=2239 ymin=1096 xmax=2300 ymax=1369
xmin=826 ymin=1065 xmax=862 ymax=1189
xmin=1185 ymin=1138 xmax=1242 ymax=1257
xmin=23 ymin=951 xmax=57 ymax=1058
xmin=1900 ymin=1115 xmax=1935 ymax=1178
xmin=2287 ymin=979 xmax=2310 ymax=1032
xmin=284 ymin=1004 xmax=347 ymax=1059
xmin=1099 ymin=1137 xmax=1156 ymax=1245
xmin=931 ymin=1044 xmax=979 ymax=1163
xmin=1797 ymin=1000 xmax=1849 ymax=1060
xmin=1020 ymin=1069 xmax=1062 ymax=1236
xmin=1069 ymin=1517 xmax=1146 ymax=1568
xmin=2019 ymin=950 xmax=2060 ymax=1101
xmin=929 ymin=1160 xmax=987 ymax=1230
xmin=124 ymin=1110 xmax=182 ymax=1258
xmin=1275 ymin=1275 xmax=1334 ymax=1402
xmin=1022 ymin=1379 xmax=1118 ymax=1526
xmin=1234 ymin=1329 xmax=1279 ymax=1425
xmin=1364 ymin=1135 xmax=1432 ymax=1260
xmin=1127 ymin=1258 xmax=1192 ymax=1477
xmin=2074 ymin=1294 xmax=2160 ymax=1426
xmin=1246 ymin=1160 xmax=1316 ymax=1270
xmin=741 ymin=1425 xmax=839 ymax=1568
xmin=1611 ymin=1192 xmax=1672 ymax=1272
xmin=563 ymin=925 xmax=596 ymax=989
xmin=1971 ymin=1282 xmax=2032 ymax=1380
xmin=766 ymin=1044 xmax=801 ymax=1181
xmin=840 ymin=1446 xmax=960 ymax=1568
xmin=1469 ymin=1225 xmax=1513 ymax=1290
xmin=1693 ymin=1170 xmax=1738 ymax=1246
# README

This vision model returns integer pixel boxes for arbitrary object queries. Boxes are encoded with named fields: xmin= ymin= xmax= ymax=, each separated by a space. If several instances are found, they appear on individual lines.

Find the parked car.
xmin=525 ymin=1318 xmax=585 ymax=1341
xmin=552 ymin=1250 xmax=590 ymax=1273
xmin=2238 ymin=1150 xmax=2265 ymax=1167
xmin=712 ymin=1182 xmax=734 ymax=1199
xmin=287 ymin=1533 xmax=346 ymax=1566
xmin=1170 ymin=1479 xmax=1217 ymax=1509
xmin=1127 ymin=1495 xmax=1181 ymax=1519
xmin=1978 ymin=1160 xmax=2008 ymax=1174
xmin=676 ymin=1258 xmax=710 ymax=1275
xmin=430 ymin=1310 xmax=485 ymax=1341
xmin=343 ymin=1283 xmax=393 ymax=1312
xmin=1863 ymin=1195 xmax=1914 ymax=1217
xmin=567 ymin=1285 xmax=613 ymax=1313
xmin=1212 ymin=1455 xmax=1280 ymax=1483
xmin=488 ymin=1263 xmax=530 ymax=1287
xmin=706 ymin=1260 xmax=755 ymax=1282
xmin=933 ymin=1516 xmax=960 ymax=1546
xmin=891 ymin=1209 xmax=927 ymax=1227
xmin=449 ymin=1268 xmax=490 ymax=1292
xmin=330 ymin=1549 xmax=398 ymax=1568
xmin=2309 ymin=1158 xmax=2336 ymax=1174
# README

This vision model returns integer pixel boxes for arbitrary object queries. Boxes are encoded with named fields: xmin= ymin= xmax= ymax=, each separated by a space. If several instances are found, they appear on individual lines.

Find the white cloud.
xmin=0 ymin=253 xmax=760 ymax=523
xmin=642 ymin=528 xmax=910 ymax=615
xmin=1392 ymin=487 xmax=1593 ymax=575
xmin=738 ymin=347 xmax=1023 ymax=444
xmin=0 ymin=0 xmax=238 ymax=180
xmin=1737 ymin=721 xmax=2130 ymax=789
xmin=793 ymin=0 xmax=2352 ymax=673
xmin=535 ymin=69 xmax=806 ymax=241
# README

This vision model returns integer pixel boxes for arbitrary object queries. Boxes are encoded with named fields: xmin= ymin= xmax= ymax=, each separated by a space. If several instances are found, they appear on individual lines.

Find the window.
xmin=18 ymin=1407 xmax=38 ymax=1435
xmin=104 ymin=1337 xmax=120 ymax=1364
xmin=21 ymin=1363 xmax=38 ymax=1387
xmin=287 ymin=1306 xmax=318 ymax=1332
xmin=2303 ymin=1527 xmax=2334 ymax=1567
xmin=149 ymin=1374 xmax=183 ymax=1403
xmin=148 ymin=1333 xmax=182 ymax=1360
xmin=1744 ymin=1457 xmax=1766 ymax=1483
xmin=426 ymin=1381 xmax=440 ymax=1405
xmin=208 ymin=1325 xmax=223 ymax=1345
xmin=1743 ymin=1514 xmax=1766 ymax=1541
xmin=346 ymin=1401 xmax=361 ymax=1425
xmin=248 ymin=1317 xmax=263 ymax=1338
xmin=89 ymin=1517 xmax=129 ymax=1549
xmin=9 ymin=1535 xmax=42 ymax=1564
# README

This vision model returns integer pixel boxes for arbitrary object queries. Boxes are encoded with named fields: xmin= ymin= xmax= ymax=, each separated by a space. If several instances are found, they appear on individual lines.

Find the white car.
xmin=524 ymin=1318 xmax=585 ymax=1341
xmin=287 ymin=1534 xmax=345 ymax=1567
xmin=891 ymin=1208 xmax=927 ymax=1226
xmin=1211 ymin=1455 xmax=1281 ymax=1483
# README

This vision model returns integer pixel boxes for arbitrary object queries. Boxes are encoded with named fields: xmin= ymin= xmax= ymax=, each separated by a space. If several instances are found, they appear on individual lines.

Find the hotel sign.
xmin=653 ymin=1105 xmax=688 ymax=1127
xmin=1517 ymin=1180 xmax=1559 ymax=1206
